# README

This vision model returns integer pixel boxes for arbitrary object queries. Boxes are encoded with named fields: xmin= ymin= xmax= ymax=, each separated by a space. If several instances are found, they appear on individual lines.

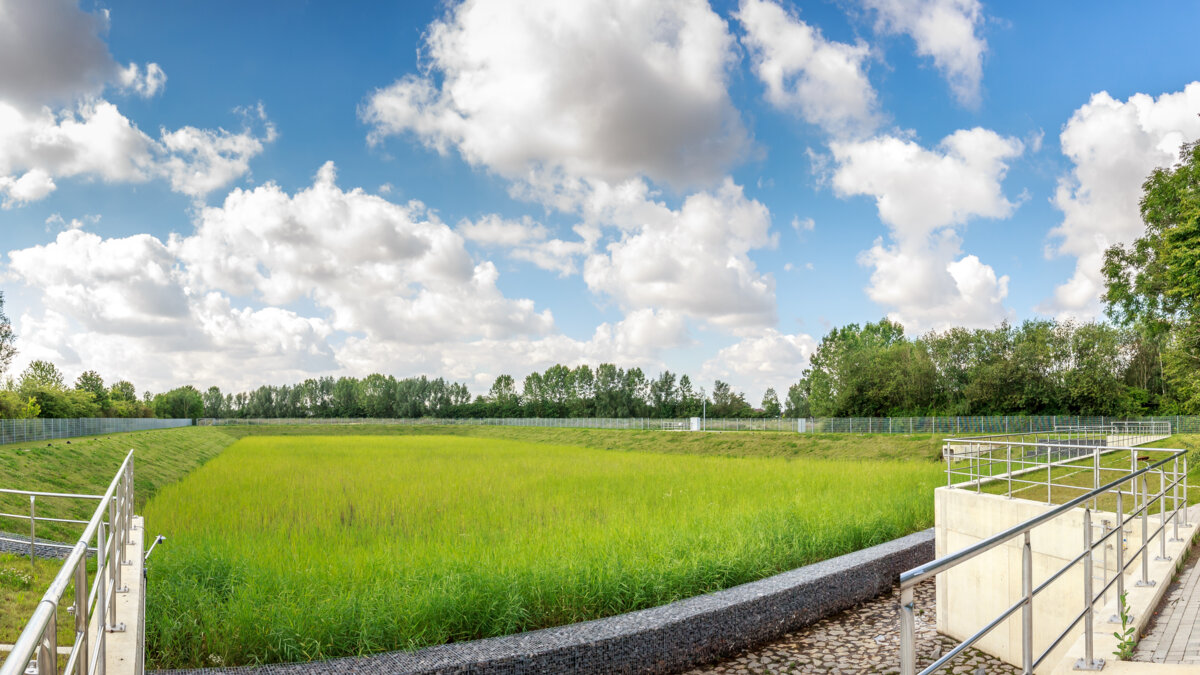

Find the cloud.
xmin=700 ymin=329 xmax=817 ymax=403
xmin=737 ymin=0 xmax=879 ymax=136
xmin=582 ymin=178 xmax=778 ymax=330
xmin=830 ymin=128 xmax=1023 ymax=241
xmin=0 ymin=2 xmax=269 ymax=205
xmin=458 ymin=214 xmax=596 ymax=277
xmin=361 ymin=0 xmax=749 ymax=188
xmin=1042 ymin=83 xmax=1200 ymax=319
xmin=156 ymin=105 xmax=277 ymax=197
xmin=791 ymin=216 xmax=815 ymax=232
xmin=173 ymin=162 xmax=554 ymax=344
xmin=859 ymin=232 xmax=1010 ymax=331
xmin=0 ymin=98 xmax=275 ymax=204
xmin=117 ymin=62 xmax=167 ymax=98
xmin=0 ymin=0 xmax=115 ymax=109
xmin=860 ymin=0 xmax=986 ymax=107
xmin=335 ymin=309 xmax=685 ymax=395
xmin=4 ymin=228 xmax=337 ymax=391
xmin=0 ymin=169 xmax=56 ymax=208
xmin=829 ymin=128 xmax=1023 ymax=330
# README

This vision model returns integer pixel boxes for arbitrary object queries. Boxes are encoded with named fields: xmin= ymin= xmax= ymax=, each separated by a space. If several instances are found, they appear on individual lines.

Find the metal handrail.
xmin=901 ymin=436 xmax=1188 ymax=674
xmin=0 ymin=450 xmax=136 ymax=675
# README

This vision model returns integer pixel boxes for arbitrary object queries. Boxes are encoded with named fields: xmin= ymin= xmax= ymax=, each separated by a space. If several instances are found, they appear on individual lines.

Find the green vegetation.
xmin=0 ymin=553 xmax=92 ymax=647
xmin=0 ymin=426 xmax=239 ymax=541
xmin=225 ymin=424 xmax=950 ymax=461
xmin=1104 ymin=141 xmax=1200 ymax=412
xmin=144 ymin=434 xmax=942 ymax=668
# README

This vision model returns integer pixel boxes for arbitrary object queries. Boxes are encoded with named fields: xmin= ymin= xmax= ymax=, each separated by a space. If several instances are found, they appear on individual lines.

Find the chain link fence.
xmin=197 ymin=414 xmax=1200 ymax=434
xmin=0 ymin=417 xmax=193 ymax=445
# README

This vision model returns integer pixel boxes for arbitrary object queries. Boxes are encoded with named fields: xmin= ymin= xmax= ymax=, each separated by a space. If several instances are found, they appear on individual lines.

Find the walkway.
xmin=681 ymin=580 xmax=1018 ymax=674
xmin=1133 ymin=537 xmax=1200 ymax=664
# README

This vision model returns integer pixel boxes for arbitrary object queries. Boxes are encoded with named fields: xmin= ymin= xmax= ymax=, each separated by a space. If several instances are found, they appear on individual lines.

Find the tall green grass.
xmin=145 ymin=435 xmax=940 ymax=668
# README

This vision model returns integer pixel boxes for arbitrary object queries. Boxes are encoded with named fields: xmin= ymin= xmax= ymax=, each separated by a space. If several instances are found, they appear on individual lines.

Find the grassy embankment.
xmin=0 ymin=426 xmax=240 ymax=649
xmin=143 ymin=434 xmax=944 ymax=668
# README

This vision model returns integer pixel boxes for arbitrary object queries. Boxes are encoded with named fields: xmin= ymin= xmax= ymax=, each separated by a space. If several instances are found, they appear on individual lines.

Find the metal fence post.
xmin=1158 ymin=470 xmax=1171 ymax=561
xmin=1007 ymin=445 xmax=1013 ymax=498
xmin=75 ymin=556 xmax=88 ymax=675
xmin=900 ymin=585 xmax=914 ymax=675
xmin=1022 ymin=531 xmax=1033 ymax=674
xmin=1172 ymin=457 xmax=1183 ymax=542
xmin=1138 ymin=474 xmax=1154 ymax=587
xmin=29 ymin=495 xmax=35 ymax=566
xmin=1078 ymin=508 xmax=1099 ymax=669
xmin=1111 ymin=488 xmax=1125 ymax=624
xmin=1185 ymin=455 xmax=1192 ymax=527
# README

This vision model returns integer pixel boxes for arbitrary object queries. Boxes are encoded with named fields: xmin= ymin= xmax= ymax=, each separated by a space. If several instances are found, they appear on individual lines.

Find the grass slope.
xmin=0 ymin=426 xmax=240 ymax=541
xmin=144 ymin=434 xmax=942 ymax=668
xmin=220 ymin=423 xmax=950 ymax=461
xmin=0 ymin=426 xmax=239 ymax=648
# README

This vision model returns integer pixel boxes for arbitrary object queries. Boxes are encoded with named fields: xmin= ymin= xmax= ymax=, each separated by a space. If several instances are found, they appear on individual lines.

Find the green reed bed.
xmin=144 ymin=435 xmax=940 ymax=668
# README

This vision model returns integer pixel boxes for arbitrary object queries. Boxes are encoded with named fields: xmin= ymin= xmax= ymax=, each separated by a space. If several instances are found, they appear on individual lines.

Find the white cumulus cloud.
xmin=361 ymin=0 xmax=749 ymax=189
xmin=829 ymin=128 xmax=1023 ymax=330
xmin=582 ymin=178 xmax=778 ymax=330
xmin=701 ymin=329 xmax=818 ymax=405
xmin=117 ymin=62 xmax=167 ymax=98
xmin=737 ymin=0 xmax=879 ymax=136
xmin=173 ymin=162 xmax=554 ymax=344
xmin=1042 ymin=83 xmax=1200 ymax=319
xmin=860 ymin=0 xmax=986 ymax=107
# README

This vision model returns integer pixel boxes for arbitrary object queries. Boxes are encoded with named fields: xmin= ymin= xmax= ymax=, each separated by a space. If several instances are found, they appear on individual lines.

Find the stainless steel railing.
xmin=901 ymin=436 xmax=1189 ymax=674
xmin=942 ymin=422 xmax=1172 ymax=502
xmin=0 ymin=450 xmax=137 ymax=675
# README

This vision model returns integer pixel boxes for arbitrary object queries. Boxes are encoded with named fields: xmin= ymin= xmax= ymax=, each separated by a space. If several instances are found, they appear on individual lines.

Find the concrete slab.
xmin=104 ymin=515 xmax=144 ymax=675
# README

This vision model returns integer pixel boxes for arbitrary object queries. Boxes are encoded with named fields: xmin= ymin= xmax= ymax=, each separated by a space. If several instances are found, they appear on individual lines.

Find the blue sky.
xmin=2 ymin=0 xmax=1199 ymax=402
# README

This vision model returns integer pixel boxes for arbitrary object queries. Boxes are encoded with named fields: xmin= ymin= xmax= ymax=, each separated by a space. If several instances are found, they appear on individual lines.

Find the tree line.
xmin=195 ymin=367 xmax=777 ymax=420
xmin=786 ymin=318 xmax=1166 ymax=418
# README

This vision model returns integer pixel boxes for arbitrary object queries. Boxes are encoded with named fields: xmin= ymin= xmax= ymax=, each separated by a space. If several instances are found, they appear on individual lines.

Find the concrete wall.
xmin=936 ymin=486 xmax=1176 ymax=673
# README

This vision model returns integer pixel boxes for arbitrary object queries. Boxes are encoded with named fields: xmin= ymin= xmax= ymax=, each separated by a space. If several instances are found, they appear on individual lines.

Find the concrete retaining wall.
xmin=157 ymin=528 xmax=934 ymax=675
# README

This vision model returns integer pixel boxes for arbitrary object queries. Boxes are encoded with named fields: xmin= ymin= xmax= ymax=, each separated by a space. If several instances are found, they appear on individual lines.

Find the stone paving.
xmin=682 ymin=580 xmax=1019 ymax=675
xmin=1133 ymin=541 xmax=1200 ymax=664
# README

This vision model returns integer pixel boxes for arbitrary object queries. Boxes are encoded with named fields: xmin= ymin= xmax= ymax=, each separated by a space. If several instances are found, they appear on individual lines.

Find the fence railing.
xmin=198 ymin=416 xmax=807 ymax=432
xmin=196 ymin=414 xmax=1200 ymax=434
xmin=943 ymin=421 xmax=1174 ymax=499
xmin=0 ymin=450 xmax=137 ymax=675
xmin=900 ymin=433 xmax=1190 ymax=674
xmin=0 ymin=418 xmax=192 ymax=446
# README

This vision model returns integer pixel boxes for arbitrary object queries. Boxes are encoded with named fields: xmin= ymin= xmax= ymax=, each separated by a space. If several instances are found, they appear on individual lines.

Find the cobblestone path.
xmin=681 ymin=580 xmax=1020 ymax=674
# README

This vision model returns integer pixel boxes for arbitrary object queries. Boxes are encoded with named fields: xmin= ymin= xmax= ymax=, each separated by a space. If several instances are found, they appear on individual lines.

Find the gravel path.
xmin=681 ymin=580 xmax=1019 ymax=674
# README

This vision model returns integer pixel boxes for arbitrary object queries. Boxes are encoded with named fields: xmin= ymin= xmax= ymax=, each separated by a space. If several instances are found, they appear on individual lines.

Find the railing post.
xmin=1022 ymin=531 xmax=1033 ymax=674
xmin=1172 ymin=457 xmax=1183 ymax=542
xmin=74 ymin=556 xmax=88 ymax=675
xmin=1185 ymin=455 xmax=1192 ymax=527
xmin=36 ymin=602 xmax=56 ymax=675
xmin=1007 ymin=445 xmax=1012 ymax=498
xmin=1077 ymin=508 xmax=1101 ymax=669
xmin=1158 ymin=469 xmax=1171 ymax=561
xmin=1138 ymin=474 xmax=1154 ymax=587
xmin=1111 ymin=488 xmax=1125 ymax=624
xmin=97 ymin=519 xmax=109 ymax=631
xmin=900 ymin=585 xmax=915 ymax=675
xmin=29 ymin=495 xmax=35 ymax=566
